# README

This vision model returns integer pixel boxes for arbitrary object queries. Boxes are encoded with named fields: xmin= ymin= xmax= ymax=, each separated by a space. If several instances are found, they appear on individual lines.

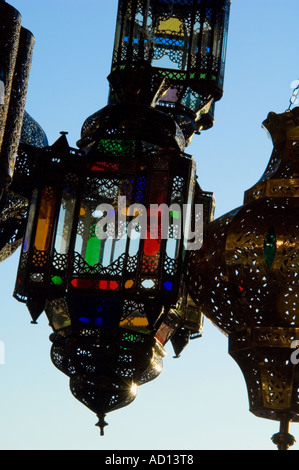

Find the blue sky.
xmin=0 ymin=0 xmax=298 ymax=450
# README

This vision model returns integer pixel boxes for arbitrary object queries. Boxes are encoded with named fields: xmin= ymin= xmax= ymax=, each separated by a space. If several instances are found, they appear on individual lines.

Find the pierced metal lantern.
xmin=0 ymin=112 xmax=49 ymax=262
xmin=187 ymin=107 xmax=299 ymax=450
xmin=0 ymin=1 xmax=47 ymax=263
xmin=13 ymin=91 xmax=208 ymax=430
xmin=0 ymin=1 xmax=35 ymax=191
xmin=109 ymin=0 xmax=230 ymax=142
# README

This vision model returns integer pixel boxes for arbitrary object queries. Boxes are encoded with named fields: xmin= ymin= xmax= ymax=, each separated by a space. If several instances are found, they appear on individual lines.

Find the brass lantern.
xmin=187 ymin=107 xmax=299 ymax=450
xmin=109 ymin=0 xmax=231 ymax=143
xmin=0 ymin=2 xmax=47 ymax=263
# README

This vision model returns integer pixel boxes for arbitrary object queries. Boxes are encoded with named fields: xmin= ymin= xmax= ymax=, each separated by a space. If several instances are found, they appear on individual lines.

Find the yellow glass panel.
xmin=157 ymin=17 xmax=183 ymax=35
xmin=34 ymin=187 xmax=56 ymax=251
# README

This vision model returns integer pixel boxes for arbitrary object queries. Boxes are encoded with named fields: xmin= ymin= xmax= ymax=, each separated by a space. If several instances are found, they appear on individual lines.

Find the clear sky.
xmin=0 ymin=0 xmax=298 ymax=451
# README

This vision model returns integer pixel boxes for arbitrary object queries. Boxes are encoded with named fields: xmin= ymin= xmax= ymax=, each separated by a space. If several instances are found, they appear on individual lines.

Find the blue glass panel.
xmin=164 ymin=281 xmax=173 ymax=291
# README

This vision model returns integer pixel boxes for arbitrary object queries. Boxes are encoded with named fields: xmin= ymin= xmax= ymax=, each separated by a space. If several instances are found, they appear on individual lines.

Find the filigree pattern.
xmin=0 ymin=22 xmax=35 ymax=183
xmin=72 ymin=251 xmax=125 ymax=276
xmin=50 ymin=327 xmax=165 ymax=429
xmin=0 ymin=189 xmax=27 ymax=262
xmin=109 ymin=0 xmax=230 ymax=139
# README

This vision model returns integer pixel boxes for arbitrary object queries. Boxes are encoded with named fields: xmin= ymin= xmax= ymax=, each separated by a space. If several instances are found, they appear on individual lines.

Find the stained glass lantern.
xmin=109 ymin=0 xmax=230 ymax=143
xmin=13 ymin=90 xmax=205 ymax=430
xmin=187 ymin=107 xmax=299 ymax=450
xmin=0 ymin=1 xmax=35 ymax=191
xmin=8 ymin=0 xmax=225 ymax=434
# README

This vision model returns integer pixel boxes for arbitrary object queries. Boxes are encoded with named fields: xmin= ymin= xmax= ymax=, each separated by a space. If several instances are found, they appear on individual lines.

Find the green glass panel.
xmin=264 ymin=226 xmax=276 ymax=269
xmin=85 ymin=237 xmax=102 ymax=267
xmin=52 ymin=276 xmax=64 ymax=286
xmin=97 ymin=139 xmax=135 ymax=157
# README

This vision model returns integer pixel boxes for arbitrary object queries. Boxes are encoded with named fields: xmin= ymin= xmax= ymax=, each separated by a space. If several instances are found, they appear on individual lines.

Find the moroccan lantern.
xmin=9 ymin=0 xmax=229 ymax=435
xmin=187 ymin=107 xmax=299 ymax=450
xmin=13 ymin=96 xmax=205 ymax=431
xmin=0 ymin=1 xmax=46 ymax=264
xmin=0 ymin=0 xmax=35 ymax=191
xmin=109 ymin=0 xmax=230 ymax=143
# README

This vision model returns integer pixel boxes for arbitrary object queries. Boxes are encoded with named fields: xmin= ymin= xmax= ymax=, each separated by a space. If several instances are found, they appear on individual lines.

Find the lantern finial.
xmin=96 ymin=414 xmax=108 ymax=436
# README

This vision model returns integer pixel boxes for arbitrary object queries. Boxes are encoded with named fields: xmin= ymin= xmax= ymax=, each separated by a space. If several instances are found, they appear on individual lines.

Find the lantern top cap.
xmin=262 ymin=107 xmax=299 ymax=144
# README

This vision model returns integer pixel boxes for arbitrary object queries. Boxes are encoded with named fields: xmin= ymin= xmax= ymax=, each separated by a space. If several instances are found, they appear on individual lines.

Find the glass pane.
xmin=152 ymin=16 xmax=188 ymax=70
xmin=34 ymin=186 xmax=56 ymax=252
xmin=74 ymin=177 xmax=133 ymax=273
xmin=23 ymin=188 xmax=38 ymax=252
xmin=54 ymin=186 xmax=76 ymax=255
xmin=141 ymin=171 xmax=168 ymax=277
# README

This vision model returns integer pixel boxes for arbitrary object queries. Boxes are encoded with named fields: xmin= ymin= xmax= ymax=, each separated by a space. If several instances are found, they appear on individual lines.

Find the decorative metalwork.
xmin=0 ymin=2 xmax=34 ymax=190
xmin=187 ymin=107 xmax=299 ymax=450
xmin=0 ymin=3 xmax=48 ymax=263
xmin=2 ymin=0 xmax=231 ymax=440
xmin=13 ymin=109 xmax=206 ymax=429
xmin=20 ymin=111 xmax=49 ymax=148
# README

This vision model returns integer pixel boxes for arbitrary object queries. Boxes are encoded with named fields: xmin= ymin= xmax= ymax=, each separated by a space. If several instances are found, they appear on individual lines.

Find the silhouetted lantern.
xmin=187 ymin=107 xmax=299 ymax=450
xmin=13 ymin=91 xmax=206 ymax=430
xmin=7 ymin=0 xmax=224 ymax=436
xmin=0 ymin=1 xmax=35 ymax=191
xmin=109 ymin=0 xmax=230 ymax=142
xmin=0 ymin=2 xmax=43 ymax=263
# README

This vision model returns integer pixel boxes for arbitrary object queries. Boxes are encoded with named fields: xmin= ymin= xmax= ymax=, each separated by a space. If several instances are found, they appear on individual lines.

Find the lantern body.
xmin=14 ymin=102 xmax=204 ymax=426
xmin=0 ymin=2 xmax=35 ymax=189
xmin=187 ymin=108 xmax=299 ymax=445
xmin=14 ymin=105 xmax=197 ymax=325
xmin=110 ymin=0 xmax=230 ymax=140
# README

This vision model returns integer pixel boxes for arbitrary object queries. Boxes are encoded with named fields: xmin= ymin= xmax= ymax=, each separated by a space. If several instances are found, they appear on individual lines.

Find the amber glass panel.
xmin=34 ymin=186 xmax=56 ymax=251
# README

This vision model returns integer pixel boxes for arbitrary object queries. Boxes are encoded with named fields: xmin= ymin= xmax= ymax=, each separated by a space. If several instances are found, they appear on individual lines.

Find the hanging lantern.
xmin=13 ymin=92 xmax=205 ymax=430
xmin=9 ymin=0 xmax=228 ymax=435
xmin=109 ymin=0 xmax=230 ymax=142
xmin=187 ymin=107 xmax=299 ymax=450
xmin=0 ymin=2 xmax=47 ymax=263
xmin=0 ymin=1 xmax=35 ymax=191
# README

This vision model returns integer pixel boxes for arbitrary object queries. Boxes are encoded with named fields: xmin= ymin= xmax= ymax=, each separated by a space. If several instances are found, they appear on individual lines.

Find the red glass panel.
xmin=87 ymin=162 xmax=120 ymax=172
xmin=71 ymin=279 xmax=119 ymax=290
xmin=142 ymin=172 xmax=168 ymax=272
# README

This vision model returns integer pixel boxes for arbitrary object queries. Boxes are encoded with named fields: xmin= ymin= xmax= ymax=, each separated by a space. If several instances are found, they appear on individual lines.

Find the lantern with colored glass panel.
xmin=110 ymin=0 xmax=230 ymax=142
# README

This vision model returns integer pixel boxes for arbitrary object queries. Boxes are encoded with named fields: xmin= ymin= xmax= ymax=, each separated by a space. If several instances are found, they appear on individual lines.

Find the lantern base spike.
xmin=271 ymin=415 xmax=296 ymax=451
xmin=96 ymin=414 xmax=108 ymax=436
xmin=26 ymin=297 xmax=45 ymax=324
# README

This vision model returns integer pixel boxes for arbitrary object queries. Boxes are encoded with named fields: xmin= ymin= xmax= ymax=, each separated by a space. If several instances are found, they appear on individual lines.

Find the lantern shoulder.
xmin=262 ymin=107 xmax=299 ymax=145
xmin=77 ymin=103 xmax=185 ymax=152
